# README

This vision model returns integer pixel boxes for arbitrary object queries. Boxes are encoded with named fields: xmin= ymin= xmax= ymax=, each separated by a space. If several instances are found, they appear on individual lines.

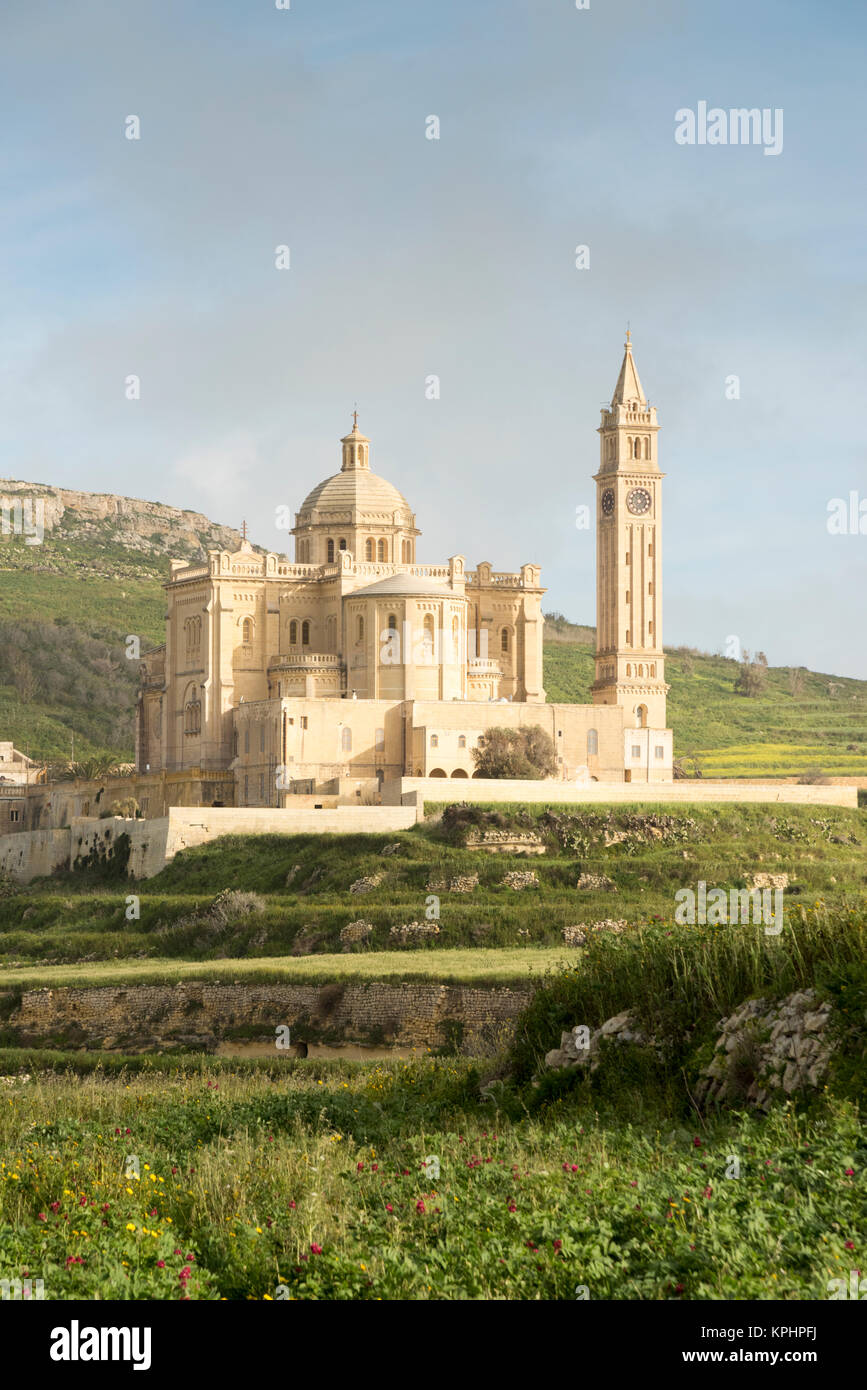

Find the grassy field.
xmin=1 ymin=802 xmax=865 ymax=1300
xmin=1 ymin=803 xmax=864 ymax=971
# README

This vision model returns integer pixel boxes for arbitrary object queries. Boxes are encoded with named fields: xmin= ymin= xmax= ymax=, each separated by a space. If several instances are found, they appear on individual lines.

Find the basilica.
xmin=134 ymin=334 xmax=672 ymax=804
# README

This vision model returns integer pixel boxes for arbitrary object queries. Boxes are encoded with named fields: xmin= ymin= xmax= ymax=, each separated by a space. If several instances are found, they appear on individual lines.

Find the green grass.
xmin=2 ymin=805 xmax=864 ymax=970
xmin=0 ymin=1057 xmax=862 ymax=1299
xmin=0 ymin=948 xmax=567 ymax=992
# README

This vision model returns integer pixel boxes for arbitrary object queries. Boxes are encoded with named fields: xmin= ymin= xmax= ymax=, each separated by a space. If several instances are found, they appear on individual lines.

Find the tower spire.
xmin=611 ymin=328 xmax=645 ymax=406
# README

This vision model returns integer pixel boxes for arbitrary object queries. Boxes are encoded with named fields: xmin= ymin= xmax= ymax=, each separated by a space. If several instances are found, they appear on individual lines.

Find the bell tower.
xmin=591 ymin=332 xmax=668 ymax=730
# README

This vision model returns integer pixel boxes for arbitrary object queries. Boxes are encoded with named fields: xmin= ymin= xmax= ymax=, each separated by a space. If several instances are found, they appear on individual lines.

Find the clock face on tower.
xmin=626 ymin=487 xmax=652 ymax=516
xmin=601 ymin=488 xmax=615 ymax=516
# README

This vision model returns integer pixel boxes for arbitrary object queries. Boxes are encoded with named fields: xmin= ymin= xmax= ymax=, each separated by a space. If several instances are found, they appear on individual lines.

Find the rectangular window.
xmin=10 ymin=808 xmax=20 ymax=823
xmin=375 ymin=728 xmax=385 ymax=751
xmin=655 ymin=746 xmax=664 ymax=759
xmin=631 ymin=745 xmax=641 ymax=758
xmin=300 ymin=716 xmax=308 ymax=730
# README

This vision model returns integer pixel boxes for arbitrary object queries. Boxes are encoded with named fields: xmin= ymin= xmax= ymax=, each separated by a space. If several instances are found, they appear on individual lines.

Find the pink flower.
xmin=50 ymin=1201 xmax=60 ymax=1213
xmin=553 ymin=1239 xmax=562 ymax=1252
xmin=288 ymin=1200 xmax=296 ymax=1209
xmin=37 ymin=1213 xmax=46 ymax=1222
xmin=156 ymin=1260 xmax=165 ymax=1269
xmin=845 ymin=1168 xmax=855 ymax=1177
xmin=693 ymin=1136 xmax=702 ymax=1148
xmin=416 ymin=1199 xmax=426 ymax=1215
xmin=845 ymin=1241 xmax=855 ymax=1250
xmin=357 ymin=1162 xmax=365 ymax=1172
xmin=310 ymin=1244 xmax=323 ymax=1255
xmin=507 ymin=1203 xmax=517 ymax=1213
xmin=386 ymin=1204 xmax=394 ymax=1213
xmin=372 ymin=1163 xmax=378 ymax=1172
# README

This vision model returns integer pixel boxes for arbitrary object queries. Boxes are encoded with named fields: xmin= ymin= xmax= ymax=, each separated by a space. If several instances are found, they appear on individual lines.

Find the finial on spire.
xmin=352 ymin=404 xmax=359 ymax=430
xmin=241 ymin=519 xmax=247 ymax=541
xmin=625 ymin=324 xmax=631 ymax=348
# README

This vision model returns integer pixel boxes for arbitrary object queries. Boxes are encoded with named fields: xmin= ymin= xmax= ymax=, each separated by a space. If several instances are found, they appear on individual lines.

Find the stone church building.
xmin=135 ymin=335 xmax=672 ymax=803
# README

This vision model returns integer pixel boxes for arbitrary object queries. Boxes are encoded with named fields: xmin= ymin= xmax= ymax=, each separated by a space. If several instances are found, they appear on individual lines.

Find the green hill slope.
xmin=544 ymin=618 xmax=867 ymax=779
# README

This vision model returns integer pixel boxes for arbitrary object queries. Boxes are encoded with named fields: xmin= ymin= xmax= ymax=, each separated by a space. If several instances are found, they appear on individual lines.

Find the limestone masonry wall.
xmin=0 ymin=980 xmax=533 ymax=1054
xmin=402 ymin=778 xmax=858 ymax=808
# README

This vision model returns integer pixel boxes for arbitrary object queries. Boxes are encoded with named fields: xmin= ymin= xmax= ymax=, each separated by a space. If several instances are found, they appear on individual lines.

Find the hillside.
xmin=544 ymin=617 xmax=867 ymax=781
xmin=0 ymin=479 xmax=262 ymax=762
xmin=1 ymin=482 xmax=866 ymax=777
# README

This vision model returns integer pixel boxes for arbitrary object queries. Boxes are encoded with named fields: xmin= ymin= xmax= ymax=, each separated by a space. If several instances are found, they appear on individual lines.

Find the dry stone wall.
xmin=0 ymin=980 xmax=534 ymax=1054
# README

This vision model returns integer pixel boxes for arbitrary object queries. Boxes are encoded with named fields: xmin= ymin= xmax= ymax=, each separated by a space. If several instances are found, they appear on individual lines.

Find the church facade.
xmin=136 ymin=335 xmax=672 ymax=802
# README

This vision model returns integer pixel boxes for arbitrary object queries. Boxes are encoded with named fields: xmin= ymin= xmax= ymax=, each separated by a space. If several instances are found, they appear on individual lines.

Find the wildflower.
xmin=416 ymin=1199 xmax=426 ymax=1215
xmin=310 ymin=1244 xmax=323 ymax=1255
xmin=156 ymin=1260 xmax=165 ymax=1269
xmin=126 ymin=1223 xmax=136 ymax=1232
xmin=845 ymin=1241 xmax=855 ymax=1250
xmin=386 ymin=1204 xmax=394 ymax=1214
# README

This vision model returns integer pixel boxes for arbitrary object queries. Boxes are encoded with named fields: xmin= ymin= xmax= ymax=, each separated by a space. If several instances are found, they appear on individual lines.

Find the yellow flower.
xmin=126 ymin=1223 xmax=136 ymax=1232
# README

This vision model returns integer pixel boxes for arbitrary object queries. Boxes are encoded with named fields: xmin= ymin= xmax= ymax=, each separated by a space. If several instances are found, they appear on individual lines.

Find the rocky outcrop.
xmin=562 ymin=919 xmax=627 ymax=947
xmin=576 ymin=872 xmax=616 ymax=891
xmin=0 ymin=478 xmax=252 ymax=561
xmin=697 ymin=989 xmax=834 ymax=1110
xmin=501 ymin=870 xmax=539 ymax=891
xmin=466 ymin=830 xmax=545 ymax=855
xmin=544 ymin=1012 xmax=651 ymax=1072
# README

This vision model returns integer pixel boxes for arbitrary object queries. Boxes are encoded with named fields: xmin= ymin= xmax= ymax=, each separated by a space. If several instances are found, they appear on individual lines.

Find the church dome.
xmin=297 ymin=467 xmax=412 ymax=524
xmin=292 ymin=417 xmax=420 ymax=565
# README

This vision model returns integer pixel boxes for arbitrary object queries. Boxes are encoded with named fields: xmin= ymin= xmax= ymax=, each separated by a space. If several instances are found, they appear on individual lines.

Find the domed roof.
xmin=297 ymin=469 xmax=411 ymax=521
xmin=295 ymin=418 xmax=415 ymax=526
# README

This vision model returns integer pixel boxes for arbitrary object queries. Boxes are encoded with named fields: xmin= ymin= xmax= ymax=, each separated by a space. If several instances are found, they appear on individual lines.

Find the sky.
xmin=0 ymin=0 xmax=865 ymax=676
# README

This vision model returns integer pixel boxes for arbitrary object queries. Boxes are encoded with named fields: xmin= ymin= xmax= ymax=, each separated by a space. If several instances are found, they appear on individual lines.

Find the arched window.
xmin=387 ymin=613 xmax=397 ymax=631
xmin=458 ymin=735 xmax=466 ymax=749
xmin=301 ymin=620 xmax=310 ymax=646
xmin=644 ymin=437 xmax=651 ymax=459
xmin=650 ymin=663 xmax=656 ymax=677
xmin=500 ymin=627 xmax=510 ymax=653
xmin=422 ymin=612 xmax=435 ymax=661
xmin=327 ymin=539 xmax=335 ymax=563
xmin=378 ymin=538 xmax=387 ymax=562
xmin=402 ymin=540 xmax=411 ymax=562
xmin=587 ymin=728 xmax=598 ymax=756
xmin=339 ymin=538 xmax=347 ymax=551
xmin=242 ymin=618 xmax=253 ymax=644
xmin=365 ymin=538 xmax=374 ymax=561
xmin=341 ymin=726 xmax=352 ymax=753
xmin=356 ymin=615 xmax=364 ymax=641
xmin=430 ymin=734 xmax=438 ymax=748
xmin=626 ymin=664 xmax=632 ymax=676
xmin=636 ymin=704 xmax=648 ymax=729
xmin=289 ymin=619 xmax=298 ymax=645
